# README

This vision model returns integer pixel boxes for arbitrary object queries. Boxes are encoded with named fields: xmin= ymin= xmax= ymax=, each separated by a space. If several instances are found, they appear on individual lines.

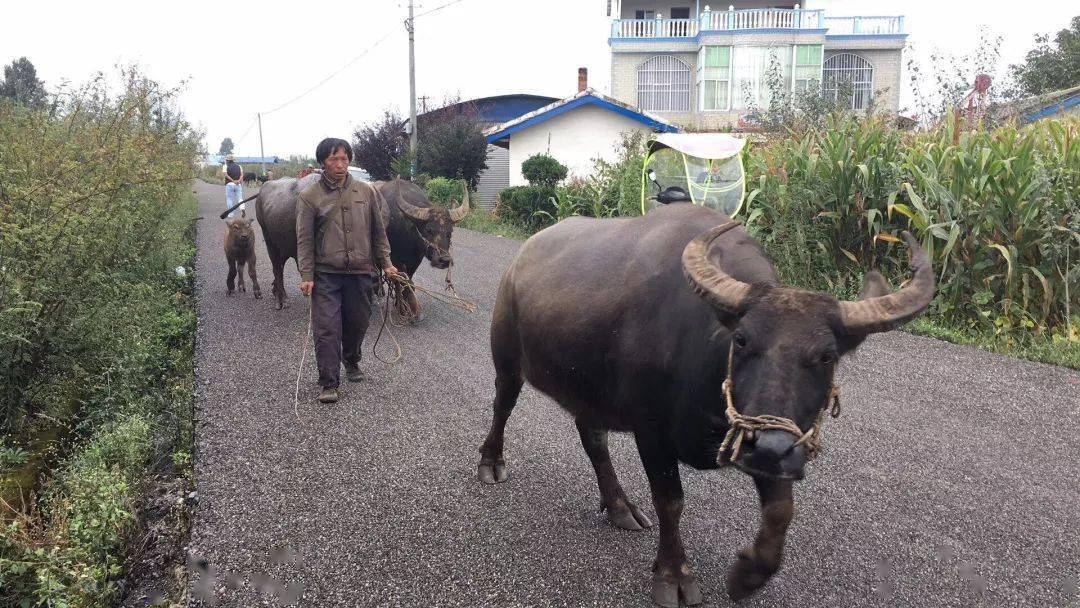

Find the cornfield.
xmin=744 ymin=113 xmax=1079 ymax=334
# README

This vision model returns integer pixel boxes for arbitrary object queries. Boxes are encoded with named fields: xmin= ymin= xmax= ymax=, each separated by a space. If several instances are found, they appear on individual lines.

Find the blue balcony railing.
xmin=610 ymin=8 xmax=904 ymax=39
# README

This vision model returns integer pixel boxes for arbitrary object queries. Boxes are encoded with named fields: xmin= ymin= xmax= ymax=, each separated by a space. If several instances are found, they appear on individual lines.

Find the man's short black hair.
xmin=315 ymin=137 xmax=353 ymax=165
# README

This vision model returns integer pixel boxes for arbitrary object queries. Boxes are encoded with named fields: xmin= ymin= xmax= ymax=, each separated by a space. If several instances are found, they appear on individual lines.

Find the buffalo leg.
xmin=576 ymin=420 xmax=652 ymax=531
xmin=269 ymin=250 xmax=286 ymax=309
xmin=478 ymin=304 xmax=522 ymax=485
xmin=635 ymin=433 xmax=703 ymax=607
xmin=404 ymin=267 xmax=423 ymax=323
xmin=226 ymin=258 xmax=237 ymax=295
xmin=477 ymin=369 xmax=521 ymax=484
xmin=236 ymin=260 xmax=247 ymax=293
xmin=726 ymin=477 xmax=794 ymax=601
xmin=247 ymin=254 xmax=262 ymax=299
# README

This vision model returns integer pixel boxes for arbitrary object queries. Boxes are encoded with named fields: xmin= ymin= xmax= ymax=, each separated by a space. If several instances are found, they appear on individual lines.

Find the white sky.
xmin=1 ymin=1 xmax=1075 ymax=157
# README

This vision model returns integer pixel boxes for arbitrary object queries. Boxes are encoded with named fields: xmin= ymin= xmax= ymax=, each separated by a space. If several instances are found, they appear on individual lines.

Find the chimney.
xmin=578 ymin=67 xmax=588 ymax=93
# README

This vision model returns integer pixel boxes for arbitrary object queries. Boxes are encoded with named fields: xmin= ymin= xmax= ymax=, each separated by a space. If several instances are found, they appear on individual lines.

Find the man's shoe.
xmin=345 ymin=366 xmax=365 ymax=383
xmin=318 ymin=387 xmax=340 ymax=403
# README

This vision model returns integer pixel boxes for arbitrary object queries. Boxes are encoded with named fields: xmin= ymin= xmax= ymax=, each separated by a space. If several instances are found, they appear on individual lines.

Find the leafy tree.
xmin=0 ymin=57 xmax=47 ymax=109
xmin=352 ymin=109 xmax=408 ymax=181
xmin=218 ymin=137 xmax=235 ymax=155
xmin=1010 ymin=15 xmax=1080 ymax=96
xmin=417 ymin=111 xmax=488 ymax=189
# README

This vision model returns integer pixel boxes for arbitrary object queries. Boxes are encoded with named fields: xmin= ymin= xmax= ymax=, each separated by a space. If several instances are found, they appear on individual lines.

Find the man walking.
xmin=222 ymin=154 xmax=244 ymax=217
xmin=297 ymin=138 xmax=400 ymax=404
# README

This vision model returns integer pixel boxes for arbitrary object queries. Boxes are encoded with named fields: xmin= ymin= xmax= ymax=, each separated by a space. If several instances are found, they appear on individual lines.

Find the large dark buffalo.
xmin=372 ymin=178 xmax=469 ymax=320
xmin=477 ymin=204 xmax=934 ymax=606
xmin=254 ymin=175 xmax=468 ymax=311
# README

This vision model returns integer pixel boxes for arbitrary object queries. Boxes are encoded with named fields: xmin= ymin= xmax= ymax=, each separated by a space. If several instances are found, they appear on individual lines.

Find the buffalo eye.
xmin=818 ymin=351 xmax=836 ymax=366
xmin=732 ymin=332 xmax=747 ymax=350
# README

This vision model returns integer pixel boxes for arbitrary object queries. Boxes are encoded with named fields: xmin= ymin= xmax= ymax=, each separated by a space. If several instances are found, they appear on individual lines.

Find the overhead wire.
xmin=260 ymin=29 xmax=396 ymax=117
xmin=415 ymin=0 xmax=468 ymax=18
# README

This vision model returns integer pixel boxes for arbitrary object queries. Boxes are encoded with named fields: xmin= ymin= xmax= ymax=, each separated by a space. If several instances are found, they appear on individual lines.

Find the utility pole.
xmin=257 ymin=113 xmax=266 ymax=175
xmin=407 ymin=0 xmax=418 ymax=178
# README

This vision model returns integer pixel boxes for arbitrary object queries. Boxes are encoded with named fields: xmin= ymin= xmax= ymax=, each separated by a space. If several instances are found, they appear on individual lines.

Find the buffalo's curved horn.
xmin=837 ymin=231 xmax=935 ymax=334
xmin=681 ymin=221 xmax=750 ymax=314
xmin=449 ymin=182 xmax=470 ymax=223
xmin=396 ymin=185 xmax=431 ymax=222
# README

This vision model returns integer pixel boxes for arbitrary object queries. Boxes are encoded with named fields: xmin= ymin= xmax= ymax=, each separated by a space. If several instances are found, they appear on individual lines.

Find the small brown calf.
xmin=224 ymin=212 xmax=261 ymax=298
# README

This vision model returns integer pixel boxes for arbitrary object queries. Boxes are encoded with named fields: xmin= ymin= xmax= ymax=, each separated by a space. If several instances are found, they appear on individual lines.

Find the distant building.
xmin=203 ymin=155 xmax=284 ymax=168
xmin=607 ymin=1 xmax=907 ymax=129
xmin=485 ymin=85 xmax=678 ymax=187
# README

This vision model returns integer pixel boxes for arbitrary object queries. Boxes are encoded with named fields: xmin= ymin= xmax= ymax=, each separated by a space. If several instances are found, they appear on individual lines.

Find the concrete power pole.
xmin=407 ymin=0 xmax=418 ymax=178
xmin=257 ymin=113 xmax=266 ymax=175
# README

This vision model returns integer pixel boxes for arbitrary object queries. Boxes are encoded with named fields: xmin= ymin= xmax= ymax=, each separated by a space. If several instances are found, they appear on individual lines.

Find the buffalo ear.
xmin=246 ymin=218 xmax=255 ymax=227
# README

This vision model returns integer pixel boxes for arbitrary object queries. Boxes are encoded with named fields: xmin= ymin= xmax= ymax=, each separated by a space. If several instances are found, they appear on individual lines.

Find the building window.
xmin=670 ymin=7 xmax=690 ymax=19
xmin=637 ymin=56 xmax=692 ymax=112
xmin=699 ymin=46 xmax=731 ymax=111
xmin=635 ymin=9 xmax=656 ymax=19
xmin=823 ymin=53 xmax=874 ymax=109
xmin=732 ymin=46 xmax=791 ymax=110
xmin=793 ymin=45 xmax=823 ymax=92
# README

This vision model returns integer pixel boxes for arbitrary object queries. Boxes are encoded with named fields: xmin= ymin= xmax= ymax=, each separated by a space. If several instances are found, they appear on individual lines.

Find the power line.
xmin=260 ymin=29 xmax=397 ymax=117
xmin=415 ymin=0 xmax=467 ymax=19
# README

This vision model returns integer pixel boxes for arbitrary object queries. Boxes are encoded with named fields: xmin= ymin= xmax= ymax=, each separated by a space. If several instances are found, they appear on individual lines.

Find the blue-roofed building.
xmin=485 ymin=85 xmax=677 ymax=188
xmin=413 ymin=94 xmax=559 ymax=209
xmin=203 ymin=155 xmax=285 ymax=167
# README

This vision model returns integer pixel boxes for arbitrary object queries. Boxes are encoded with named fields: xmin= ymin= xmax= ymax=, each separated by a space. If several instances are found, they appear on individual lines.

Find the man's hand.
xmin=299 ymin=281 xmax=314 ymax=296
xmin=384 ymin=265 xmax=404 ymax=282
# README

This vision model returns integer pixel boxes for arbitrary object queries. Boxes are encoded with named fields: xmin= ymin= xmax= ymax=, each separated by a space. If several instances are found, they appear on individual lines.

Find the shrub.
xmin=497 ymin=185 xmax=557 ymax=230
xmin=425 ymin=176 xmax=467 ymax=206
xmin=521 ymin=154 xmax=568 ymax=187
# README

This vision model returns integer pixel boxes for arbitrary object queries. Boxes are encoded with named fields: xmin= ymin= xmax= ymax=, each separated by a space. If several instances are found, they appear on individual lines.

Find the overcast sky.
xmin=2 ymin=1 xmax=1075 ymax=157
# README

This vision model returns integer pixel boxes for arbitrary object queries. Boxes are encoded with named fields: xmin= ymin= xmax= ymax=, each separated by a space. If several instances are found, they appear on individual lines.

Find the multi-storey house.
xmin=608 ymin=1 xmax=907 ymax=128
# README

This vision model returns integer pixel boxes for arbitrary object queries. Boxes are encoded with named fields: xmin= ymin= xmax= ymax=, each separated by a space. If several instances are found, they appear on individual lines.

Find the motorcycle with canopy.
xmin=640 ymin=133 xmax=747 ymax=216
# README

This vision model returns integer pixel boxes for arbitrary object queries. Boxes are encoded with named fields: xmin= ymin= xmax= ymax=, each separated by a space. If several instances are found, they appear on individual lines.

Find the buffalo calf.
xmin=224 ymin=212 xmax=261 ymax=298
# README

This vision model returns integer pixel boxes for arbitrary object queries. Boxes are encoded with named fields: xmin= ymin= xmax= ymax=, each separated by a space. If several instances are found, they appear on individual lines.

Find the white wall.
xmin=507 ymin=105 xmax=655 ymax=186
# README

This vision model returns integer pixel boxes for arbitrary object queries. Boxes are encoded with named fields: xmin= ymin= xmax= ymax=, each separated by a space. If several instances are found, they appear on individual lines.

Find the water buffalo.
xmin=223 ymin=211 xmax=260 ymax=298
xmin=254 ymin=175 xmax=468 ymax=311
xmin=477 ymin=204 xmax=934 ymax=606
xmin=372 ymin=178 xmax=469 ymax=320
xmin=254 ymin=173 xmax=319 ymax=309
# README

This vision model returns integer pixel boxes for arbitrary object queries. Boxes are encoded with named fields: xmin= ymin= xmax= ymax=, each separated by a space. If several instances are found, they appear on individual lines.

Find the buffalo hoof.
xmin=606 ymin=500 xmax=653 ymax=531
xmin=275 ymin=300 xmax=284 ymax=310
xmin=652 ymin=563 xmax=703 ymax=607
xmin=726 ymin=548 xmax=777 ymax=601
xmin=408 ymin=311 xmax=424 ymax=326
xmin=226 ymin=290 xmax=234 ymax=297
xmin=477 ymin=459 xmax=508 ymax=484
xmin=254 ymin=290 xmax=262 ymax=300
xmin=239 ymin=284 xmax=246 ymax=293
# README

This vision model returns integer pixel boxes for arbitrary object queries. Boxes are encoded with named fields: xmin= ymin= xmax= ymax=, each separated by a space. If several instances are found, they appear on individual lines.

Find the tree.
xmin=0 ymin=57 xmax=47 ymax=109
xmin=417 ymin=108 xmax=488 ymax=189
xmin=1010 ymin=15 xmax=1080 ymax=97
xmin=352 ymin=110 xmax=408 ymax=181
xmin=218 ymin=137 xmax=235 ymax=155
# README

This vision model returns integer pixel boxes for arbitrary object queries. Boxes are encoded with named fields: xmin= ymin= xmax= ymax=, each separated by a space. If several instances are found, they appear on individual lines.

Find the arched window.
xmin=637 ymin=56 xmax=692 ymax=112
xmin=823 ymin=53 xmax=874 ymax=110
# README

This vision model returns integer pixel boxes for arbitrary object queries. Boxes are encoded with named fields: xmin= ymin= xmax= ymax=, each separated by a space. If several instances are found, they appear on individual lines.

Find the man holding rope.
xmin=297 ymin=138 xmax=401 ymax=404
xmin=222 ymin=154 xmax=245 ymax=218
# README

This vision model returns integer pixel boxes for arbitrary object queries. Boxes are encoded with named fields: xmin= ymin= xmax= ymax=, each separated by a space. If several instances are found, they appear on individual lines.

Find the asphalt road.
xmin=188 ymin=180 xmax=1080 ymax=607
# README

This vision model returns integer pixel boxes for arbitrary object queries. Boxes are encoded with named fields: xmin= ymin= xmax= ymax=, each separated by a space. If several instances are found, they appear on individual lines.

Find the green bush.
xmin=425 ymin=176 xmax=467 ymax=206
xmin=521 ymin=154 xmax=568 ymax=187
xmin=0 ymin=66 xmax=199 ymax=606
xmin=497 ymin=185 xmax=557 ymax=230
